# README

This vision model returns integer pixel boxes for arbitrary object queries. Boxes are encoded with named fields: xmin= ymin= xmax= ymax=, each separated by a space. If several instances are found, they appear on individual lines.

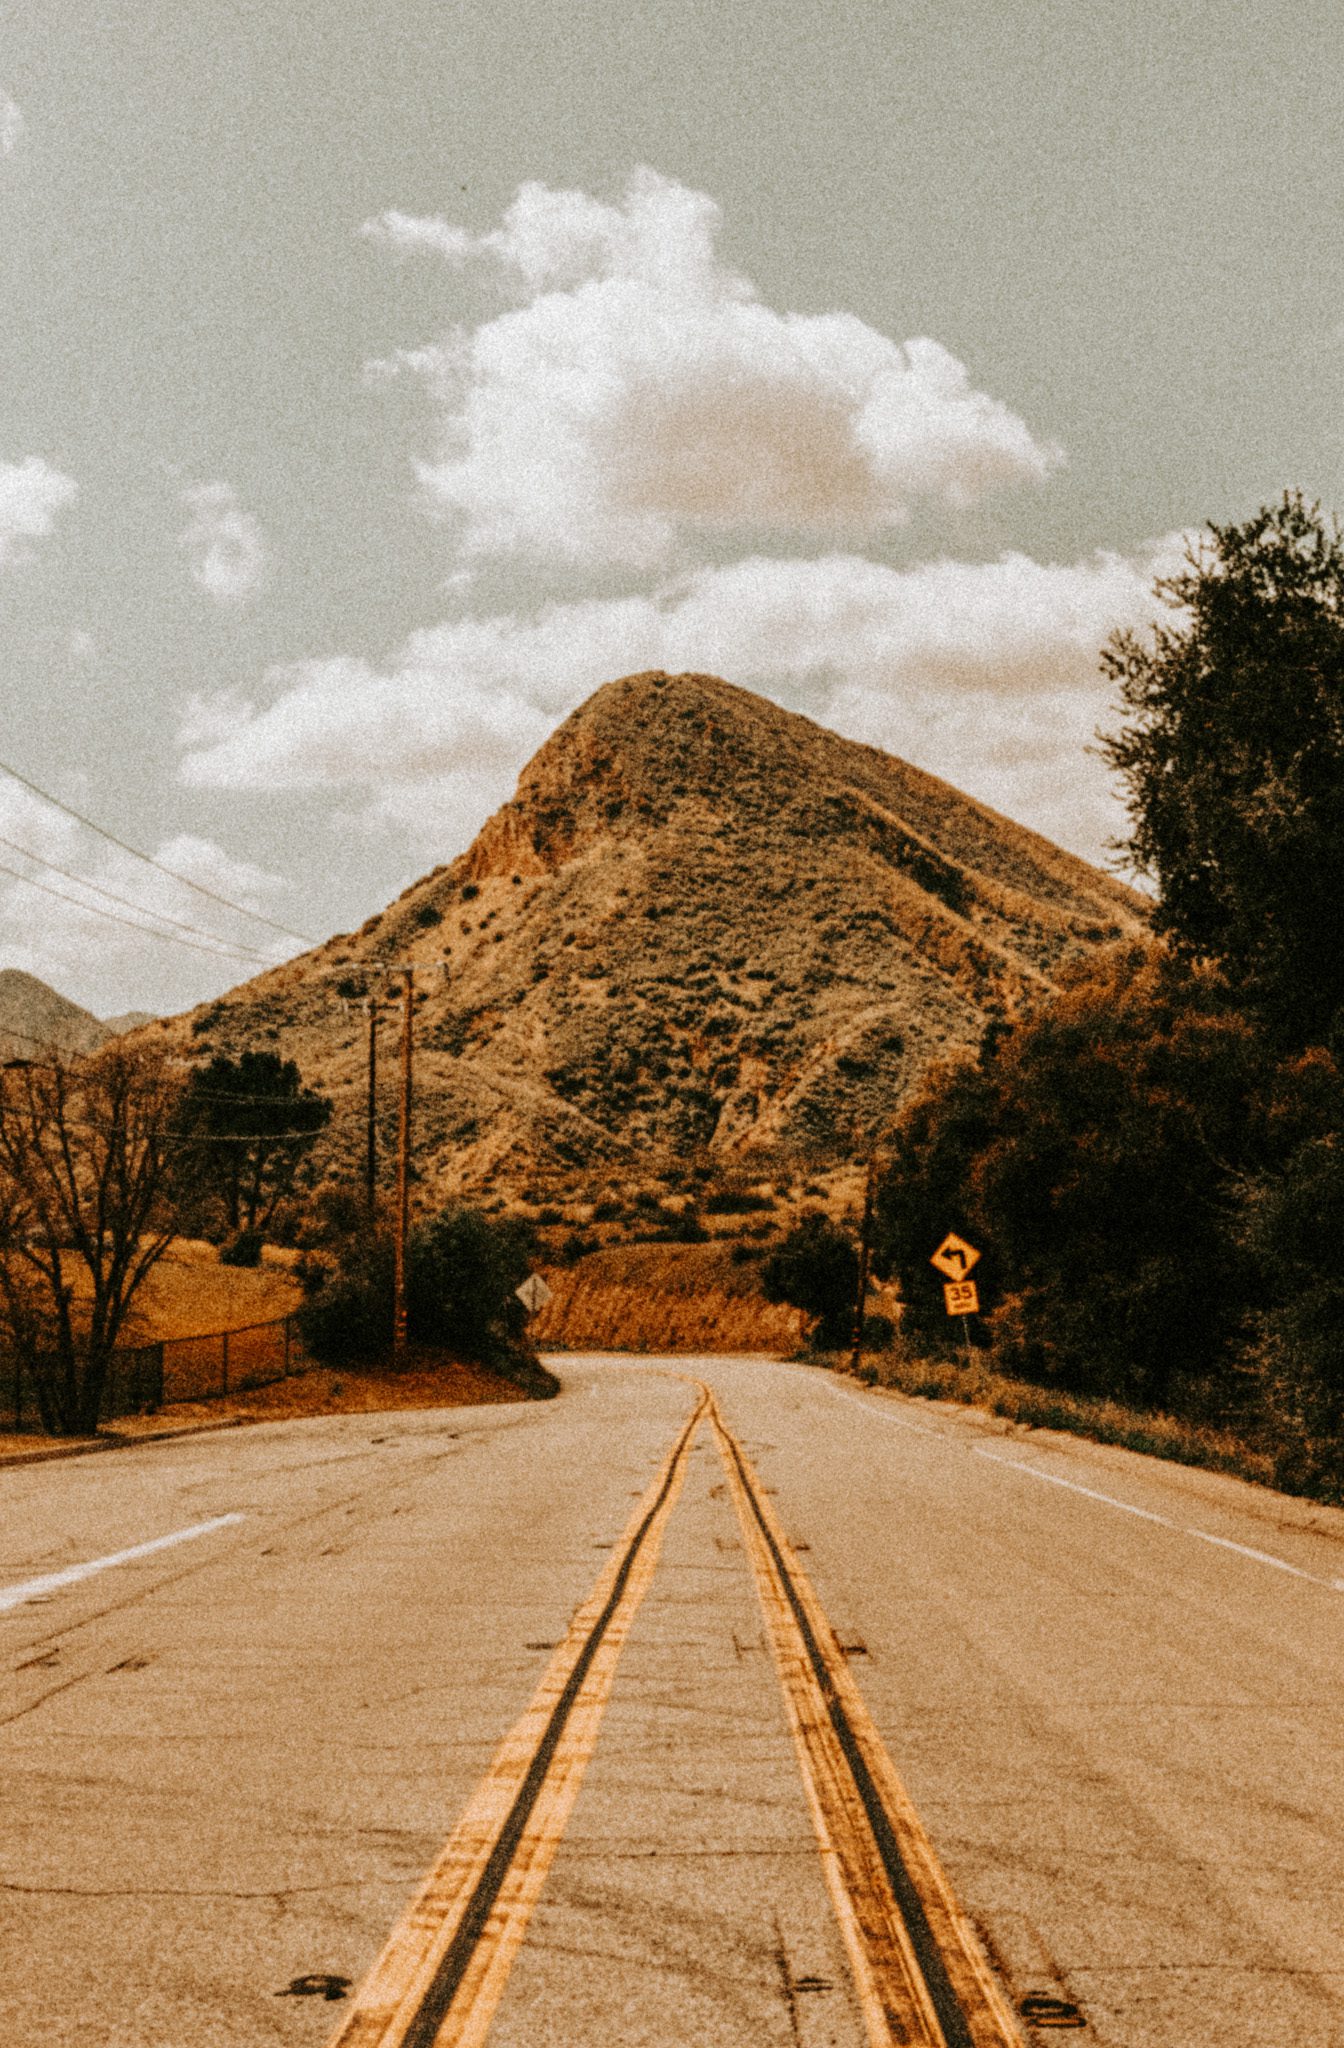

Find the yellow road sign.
xmin=931 ymin=1231 xmax=980 ymax=1280
xmin=943 ymin=1279 xmax=979 ymax=1316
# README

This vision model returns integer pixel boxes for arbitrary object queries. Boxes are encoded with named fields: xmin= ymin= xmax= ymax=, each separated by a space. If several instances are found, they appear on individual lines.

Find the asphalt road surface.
xmin=3 ymin=1354 xmax=1343 ymax=2048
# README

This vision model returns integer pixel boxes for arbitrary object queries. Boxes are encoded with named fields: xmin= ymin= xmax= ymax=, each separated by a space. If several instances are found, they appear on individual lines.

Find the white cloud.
xmin=178 ymin=537 xmax=1185 ymax=867
xmin=0 ymin=98 xmax=24 ymax=157
xmin=179 ymin=481 xmax=265 ymax=604
xmin=0 ymin=781 xmax=295 ymax=1018
xmin=363 ymin=168 xmax=1059 ymax=571
xmin=0 ymin=457 xmax=77 ymax=568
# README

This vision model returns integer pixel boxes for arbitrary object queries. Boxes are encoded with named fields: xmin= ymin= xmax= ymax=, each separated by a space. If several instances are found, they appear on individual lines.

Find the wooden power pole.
xmin=848 ymin=1152 xmax=878 ymax=1378
xmin=392 ymin=967 xmax=413 ymax=1359
xmin=365 ymin=993 xmax=378 ymax=1215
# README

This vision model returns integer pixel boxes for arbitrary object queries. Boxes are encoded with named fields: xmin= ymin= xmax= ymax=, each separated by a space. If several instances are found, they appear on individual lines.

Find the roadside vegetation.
xmin=863 ymin=495 xmax=1344 ymax=1503
xmin=298 ymin=1199 xmax=554 ymax=1396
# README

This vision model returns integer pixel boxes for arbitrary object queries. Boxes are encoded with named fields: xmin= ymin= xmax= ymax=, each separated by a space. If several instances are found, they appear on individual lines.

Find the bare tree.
xmin=0 ymin=1043 xmax=181 ymax=1434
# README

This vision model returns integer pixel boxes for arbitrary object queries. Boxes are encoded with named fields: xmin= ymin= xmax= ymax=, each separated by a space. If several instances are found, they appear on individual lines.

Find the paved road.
xmin=3 ymin=1355 xmax=1343 ymax=2047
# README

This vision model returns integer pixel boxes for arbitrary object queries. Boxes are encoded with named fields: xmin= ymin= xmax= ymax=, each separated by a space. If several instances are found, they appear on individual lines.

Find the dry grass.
xmin=117 ymin=1239 xmax=302 ymax=1342
xmin=0 ymin=1352 xmax=531 ymax=1459
xmin=845 ymin=1347 xmax=1279 ymax=1487
xmin=533 ymin=1242 xmax=803 ymax=1353
xmin=140 ymin=1353 xmax=530 ymax=1424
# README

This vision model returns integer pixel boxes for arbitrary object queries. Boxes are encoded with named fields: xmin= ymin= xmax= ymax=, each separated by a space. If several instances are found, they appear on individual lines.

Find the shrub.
xmin=762 ymin=1213 xmax=858 ymax=1348
xmin=219 ymin=1228 xmax=263 ymax=1268
xmin=298 ymin=1202 xmax=539 ymax=1372
xmin=872 ymin=943 xmax=1337 ymax=1419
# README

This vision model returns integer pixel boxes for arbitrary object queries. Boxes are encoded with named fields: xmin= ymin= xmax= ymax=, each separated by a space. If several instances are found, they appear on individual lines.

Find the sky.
xmin=2 ymin=0 xmax=1342 ymax=1017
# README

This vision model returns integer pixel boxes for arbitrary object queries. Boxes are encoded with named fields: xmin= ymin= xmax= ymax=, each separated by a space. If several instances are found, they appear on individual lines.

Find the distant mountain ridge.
xmin=155 ymin=671 xmax=1146 ymax=1204
xmin=0 ymin=970 xmax=153 ymax=1063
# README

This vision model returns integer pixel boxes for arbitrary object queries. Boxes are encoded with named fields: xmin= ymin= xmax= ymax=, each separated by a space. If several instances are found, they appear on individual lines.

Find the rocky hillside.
xmin=0 ymin=969 xmax=119 ymax=1063
xmin=158 ymin=672 xmax=1147 ymax=1204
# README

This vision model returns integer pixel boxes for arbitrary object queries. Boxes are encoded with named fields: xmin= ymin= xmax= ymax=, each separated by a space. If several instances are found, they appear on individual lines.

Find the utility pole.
xmin=848 ymin=1152 xmax=878 ymax=1378
xmin=392 ymin=967 xmax=413 ymax=1360
xmin=365 ymin=993 xmax=378 ymax=1215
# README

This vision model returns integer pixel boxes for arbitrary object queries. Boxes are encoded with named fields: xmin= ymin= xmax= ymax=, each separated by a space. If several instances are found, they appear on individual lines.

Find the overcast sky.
xmin=3 ymin=0 xmax=1342 ymax=1017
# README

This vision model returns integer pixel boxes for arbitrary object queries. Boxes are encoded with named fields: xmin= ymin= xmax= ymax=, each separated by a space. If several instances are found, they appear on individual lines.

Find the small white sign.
xmin=515 ymin=1273 xmax=554 ymax=1314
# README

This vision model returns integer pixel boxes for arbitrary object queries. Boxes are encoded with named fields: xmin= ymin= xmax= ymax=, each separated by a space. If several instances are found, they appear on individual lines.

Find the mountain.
xmin=101 ymin=1010 xmax=157 ymax=1037
xmin=0 ymin=972 xmax=157 ymax=1065
xmin=0 ymin=969 xmax=115 ymax=1064
xmin=159 ymin=672 xmax=1147 ymax=1204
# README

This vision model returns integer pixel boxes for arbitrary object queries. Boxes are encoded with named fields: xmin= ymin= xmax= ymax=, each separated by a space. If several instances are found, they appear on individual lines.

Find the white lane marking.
xmin=974 ymin=1449 xmax=1176 ymax=1525
xmin=977 ymin=1450 xmax=1344 ymax=1591
xmin=814 ymin=1374 xmax=1342 ymax=1594
xmin=1191 ymin=1531 xmax=1316 ymax=1579
xmin=0 ymin=1513 xmax=244 ymax=1614
xmin=812 ymin=1375 xmax=943 ymax=1437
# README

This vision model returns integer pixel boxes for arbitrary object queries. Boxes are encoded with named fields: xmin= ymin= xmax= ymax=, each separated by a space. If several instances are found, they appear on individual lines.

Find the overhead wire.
xmin=0 ymin=828 xmax=281 ymax=957
xmin=0 ymin=857 xmax=276 ymax=963
xmin=0 ymin=755 xmax=316 ymax=945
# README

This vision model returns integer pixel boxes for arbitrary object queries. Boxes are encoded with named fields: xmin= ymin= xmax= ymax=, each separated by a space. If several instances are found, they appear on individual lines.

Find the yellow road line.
xmin=328 ymin=1393 xmax=707 ymax=2048
xmin=706 ymin=1392 xmax=1023 ymax=2048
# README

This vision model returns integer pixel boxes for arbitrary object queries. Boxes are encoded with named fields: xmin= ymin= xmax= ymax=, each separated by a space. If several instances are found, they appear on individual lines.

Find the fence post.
xmin=221 ymin=1329 xmax=229 ymax=1396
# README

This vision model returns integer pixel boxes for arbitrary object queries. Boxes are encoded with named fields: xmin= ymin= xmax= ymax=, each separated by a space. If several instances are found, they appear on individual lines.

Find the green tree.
xmin=872 ymin=947 xmax=1282 ymax=1415
xmin=299 ymin=1200 xmax=538 ymax=1373
xmin=173 ymin=1050 xmax=331 ymax=1237
xmin=0 ymin=1046 xmax=180 ymax=1434
xmin=1240 ymin=1135 xmax=1344 ymax=1498
xmin=762 ymin=1213 xmax=858 ymax=1348
xmin=1100 ymin=492 xmax=1344 ymax=1044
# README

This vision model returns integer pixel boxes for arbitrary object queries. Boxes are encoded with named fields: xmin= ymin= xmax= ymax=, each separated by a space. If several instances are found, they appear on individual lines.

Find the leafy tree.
xmin=1101 ymin=493 xmax=1344 ymax=1044
xmin=173 ymin=1050 xmax=331 ymax=1236
xmin=1240 ymin=1134 xmax=1344 ymax=1498
xmin=408 ymin=1205 xmax=537 ymax=1363
xmin=299 ymin=1200 xmax=538 ymax=1372
xmin=872 ymin=946 xmax=1287 ymax=1415
xmin=0 ymin=1045 xmax=180 ymax=1434
xmin=762 ymin=1213 xmax=858 ymax=1348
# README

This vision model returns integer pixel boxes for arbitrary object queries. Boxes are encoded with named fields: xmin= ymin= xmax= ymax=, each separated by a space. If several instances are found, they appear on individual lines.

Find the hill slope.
xmin=0 ymin=969 xmax=115 ymax=1063
xmin=163 ymin=672 xmax=1147 ymax=1200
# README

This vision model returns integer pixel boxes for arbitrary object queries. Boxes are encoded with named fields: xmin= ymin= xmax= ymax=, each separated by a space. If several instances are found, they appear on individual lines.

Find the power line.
xmin=0 ymin=828 xmax=279 ymax=956
xmin=0 ymin=858 xmax=276 ymax=963
xmin=0 ymin=756 xmax=316 ymax=945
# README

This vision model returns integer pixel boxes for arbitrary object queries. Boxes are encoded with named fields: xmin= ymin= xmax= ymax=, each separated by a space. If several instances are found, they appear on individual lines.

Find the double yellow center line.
xmin=329 ymin=1386 xmax=1022 ymax=2048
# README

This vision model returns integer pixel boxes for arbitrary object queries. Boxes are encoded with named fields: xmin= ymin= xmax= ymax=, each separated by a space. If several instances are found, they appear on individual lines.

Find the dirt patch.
xmin=142 ymin=1354 xmax=532 ymax=1424
xmin=0 ymin=1351 xmax=536 ymax=1460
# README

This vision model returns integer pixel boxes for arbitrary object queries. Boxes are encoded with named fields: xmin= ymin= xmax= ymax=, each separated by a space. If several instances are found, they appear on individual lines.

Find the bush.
xmin=647 ymin=1207 xmax=708 ymax=1243
xmin=219 ymin=1228 xmax=263 ymax=1267
xmin=762 ymin=1213 xmax=858 ymax=1348
xmin=298 ymin=1202 xmax=539 ymax=1372
xmin=873 ymin=944 xmax=1344 ymax=1422
xmin=1241 ymin=1135 xmax=1344 ymax=1497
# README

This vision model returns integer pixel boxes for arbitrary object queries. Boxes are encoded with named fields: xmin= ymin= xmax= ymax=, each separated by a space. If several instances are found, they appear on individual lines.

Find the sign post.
xmin=930 ymin=1234 xmax=981 ymax=1368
